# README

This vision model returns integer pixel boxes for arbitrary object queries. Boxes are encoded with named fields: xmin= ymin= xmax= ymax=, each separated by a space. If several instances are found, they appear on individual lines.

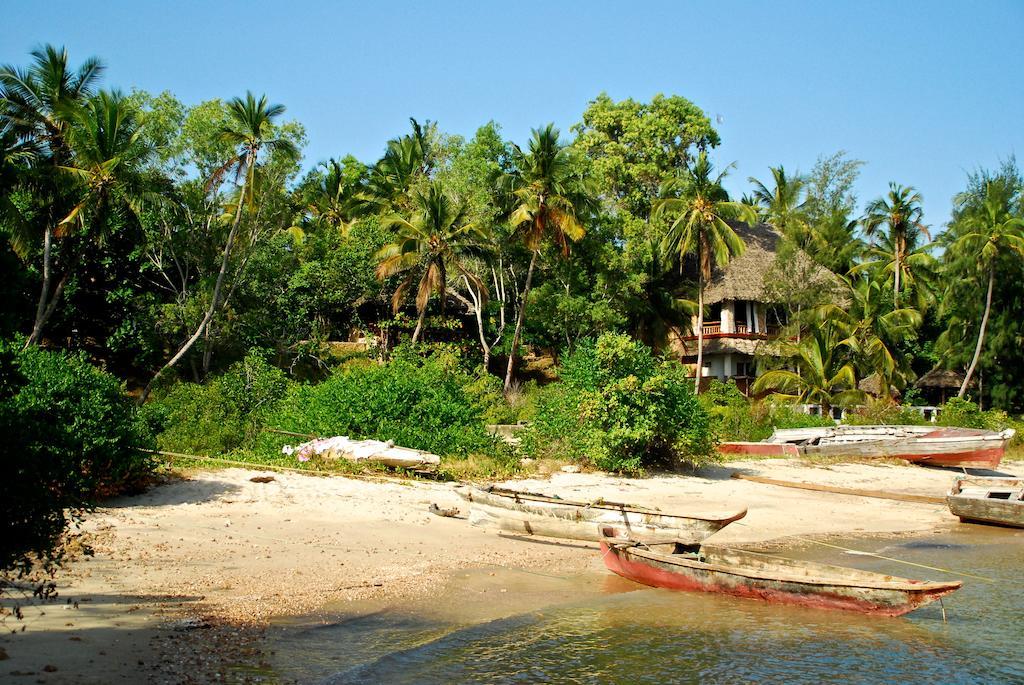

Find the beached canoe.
xmin=719 ymin=425 xmax=1014 ymax=469
xmin=457 ymin=486 xmax=747 ymax=544
xmin=947 ymin=476 xmax=1024 ymax=528
xmin=599 ymin=535 xmax=961 ymax=616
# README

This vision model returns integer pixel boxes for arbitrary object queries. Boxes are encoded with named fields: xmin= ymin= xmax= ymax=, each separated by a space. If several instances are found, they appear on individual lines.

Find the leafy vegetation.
xmin=522 ymin=334 xmax=715 ymax=473
xmin=0 ymin=342 xmax=152 ymax=574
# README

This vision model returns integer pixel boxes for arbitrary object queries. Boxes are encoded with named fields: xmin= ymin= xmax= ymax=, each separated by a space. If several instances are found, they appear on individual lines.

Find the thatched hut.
xmin=858 ymin=373 xmax=900 ymax=400
xmin=914 ymin=368 xmax=968 ymax=405
xmin=672 ymin=222 xmax=839 ymax=390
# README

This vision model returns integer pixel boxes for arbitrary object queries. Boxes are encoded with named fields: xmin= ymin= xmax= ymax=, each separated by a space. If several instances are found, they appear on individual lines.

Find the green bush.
xmin=1 ymin=342 xmax=153 ymax=574
xmin=937 ymin=398 xmax=1023 ymax=445
xmin=522 ymin=334 xmax=715 ymax=473
xmin=266 ymin=348 xmax=496 ymax=458
xmin=144 ymin=350 xmax=292 ymax=456
xmin=699 ymin=380 xmax=833 ymax=442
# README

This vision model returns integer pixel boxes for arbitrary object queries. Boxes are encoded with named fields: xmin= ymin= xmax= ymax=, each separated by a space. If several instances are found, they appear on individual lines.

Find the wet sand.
xmin=2 ymin=458 xmax=1019 ymax=683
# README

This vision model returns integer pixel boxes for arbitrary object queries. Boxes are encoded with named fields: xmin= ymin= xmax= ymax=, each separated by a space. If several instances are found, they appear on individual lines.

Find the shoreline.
xmin=2 ymin=458 xmax=1018 ymax=683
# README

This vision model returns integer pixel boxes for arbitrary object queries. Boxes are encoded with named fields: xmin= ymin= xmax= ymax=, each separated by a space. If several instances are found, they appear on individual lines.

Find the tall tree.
xmin=748 ymin=165 xmax=809 ymax=242
xmin=0 ymin=45 xmax=104 ymax=346
xmin=571 ymin=93 xmax=719 ymax=220
xmin=653 ymin=152 xmax=750 ymax=392
xmin=375 ymin=183 xmax=489 ymax=343
xmin=861 ymin=183 xmax=929 ymax=306
xmin=498 ymin=124 xmax=594 ymax=390
xmin=141 ymin=92 xmax=297 ymax=401
xmin=31 ymin=91 xmax=160 ymax=346
xmin=945 ymin=178 xmax=1024 ymax=397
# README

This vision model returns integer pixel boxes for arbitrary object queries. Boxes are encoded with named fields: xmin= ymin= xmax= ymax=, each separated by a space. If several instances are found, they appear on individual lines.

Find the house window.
xmin=735 ymin=360 xmax=754 ymax=377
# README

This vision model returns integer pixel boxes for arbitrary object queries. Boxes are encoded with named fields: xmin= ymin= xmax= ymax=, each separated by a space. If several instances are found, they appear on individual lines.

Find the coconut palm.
xmin=751 ymin=324 xmax=864 ymax=415
xmin=0 ymin=121 xmax=38 ymax=258
xmin=363 ymin=118 xmax=435 ymax=214
xmin=0 ymin=45 xmax=104 ymax=346
xmin=301 ymin=157 xmax=366 ymax=237
xmin=499 ymin=123 xmax=595 ymax=390
xmin=861 ymin=183 xmax=930 ymax=306
xmin=946 ymin=178 xmax=1024 ymax=397
xmin=748 ymin=165 xmax=810 ymax=244
xmin=627 ymin=239 xmax=697 ymax=351
xmin=653 ymin=152 xmax=751 ymax=392
xmin=376 ymin=183 xmax=489 ymax=342
xmin=810 ymin=276 xmax=921 ymax=399
xmin=21 ymin=91 xmax=161 ymax=346
xmin=142 ymin=92 xmax=297 ymax=402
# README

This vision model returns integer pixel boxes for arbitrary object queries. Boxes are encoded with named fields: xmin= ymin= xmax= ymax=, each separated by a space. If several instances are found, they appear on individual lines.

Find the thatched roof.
xmin=858 ymin=373 xmax=901 ymax=398
xmin=703 ymin=222 xmax=836 ymax=305
xmin=915 ymin=368 xmax=968 ymax=390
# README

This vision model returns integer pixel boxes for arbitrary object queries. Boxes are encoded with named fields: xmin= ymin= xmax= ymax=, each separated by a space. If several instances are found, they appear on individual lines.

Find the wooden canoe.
xmin=600 ymin=534 xmax=961 ymax=616
xmin=457 ymin=486 xmax=747 ymax=544
xmin=720 ymin=426 xmax=1014 ymax=469
xmin=947 ymin=476 xmax=1024 ymax=528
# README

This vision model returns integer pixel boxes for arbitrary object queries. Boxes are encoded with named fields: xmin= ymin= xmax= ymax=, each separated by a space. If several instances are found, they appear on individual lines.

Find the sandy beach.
xmin=2 ymin=457 xmax=1019 ymax=683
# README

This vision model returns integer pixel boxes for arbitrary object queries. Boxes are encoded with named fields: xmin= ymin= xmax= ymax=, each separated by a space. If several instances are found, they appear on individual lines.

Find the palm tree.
xmin=653 ymin=152 xmax=751 ymax=392
xmin=748 ymin=165 xmax=810 ymax=244
xmin=751 ymin=324 xmax=864 ymax=415
xmin=810 ymin=276 xmax=921 ymax=398
xmin=0 ymin=121 xmax=38 ymax=258
xmin=142 ymin=92 xmax=297 ymax=402
xmin=627 ymin=239 xmax=696 ymax=351
xmin=363 ymin=118 xmax=435 ymax=213
xmin=499 ymin=124 xmax=595 ymax=390
xmin=301 ymin=157 xmax=366 ymax=237
xmin=861 ymin=183 xmax=930 ymax=306
xmin=0 ymin=45 xmax=104 ymax=346
xmin=811 ymin=209 xmax=863 ymax=275
xmin=947 ymin=178 xmax=1024 ymax=397
xmin=22 ymin=91 xmax=160 ymax=346
xmin=375 ymin=183 xmax=489 ymax=343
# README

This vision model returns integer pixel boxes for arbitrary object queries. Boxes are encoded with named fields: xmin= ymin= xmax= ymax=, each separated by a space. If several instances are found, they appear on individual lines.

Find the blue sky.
xmin=4 ymin=1 xmax=1022 ymax=229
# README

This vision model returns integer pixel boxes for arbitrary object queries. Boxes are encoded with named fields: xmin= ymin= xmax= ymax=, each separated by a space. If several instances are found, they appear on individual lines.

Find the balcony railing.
xmin=701 ymin=322 xmax=721 ymax=335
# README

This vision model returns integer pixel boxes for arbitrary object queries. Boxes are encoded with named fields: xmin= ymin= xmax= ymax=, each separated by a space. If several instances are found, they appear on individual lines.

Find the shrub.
xmin=0 ymin=342 xmax=153 ymax=574
xmin=266 ymin=348 xmax=496 ymax=458
xmin=144 ymin=350 xmax=291 ymax=456
xmin=699 ymin=380 xmax=834 ymax=442
xmin=843 ymin=399 xmax=928 ymax=426
xmin=522 ymin=334 xmax=715 ymax=473
xmin=937 ymin=398 xmax=1023 ymax=445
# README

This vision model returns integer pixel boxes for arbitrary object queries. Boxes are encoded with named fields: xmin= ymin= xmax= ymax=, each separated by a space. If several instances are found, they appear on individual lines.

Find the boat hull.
xmin=720 ymin=426 xmax=1011 ymax=469
xmin=947 ymin=477 xmax=1024 ymax=528
xmin=457 ymin=487 xmax=746 ymax=544
xmin=600 ymin=543 xmax=960 ymax=617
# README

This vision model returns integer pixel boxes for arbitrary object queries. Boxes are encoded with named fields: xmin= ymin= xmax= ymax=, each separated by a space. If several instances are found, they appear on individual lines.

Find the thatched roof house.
xmin=858 ymin=373 xmax=900 ymax=399
xmin=702 ymin=222 xmax=836 ymax=305
xmin=914 ymin=367 xmax=969 ymax=405
xmin=674 ymin=222 xmax=840 ymax=392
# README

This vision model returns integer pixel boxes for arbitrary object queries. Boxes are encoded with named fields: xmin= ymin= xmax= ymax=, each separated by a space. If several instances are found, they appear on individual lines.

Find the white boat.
xmin=283 ymin=436 xmax=441 ymax=468
xmin=457 ymin=486 xmax=746 ymax=544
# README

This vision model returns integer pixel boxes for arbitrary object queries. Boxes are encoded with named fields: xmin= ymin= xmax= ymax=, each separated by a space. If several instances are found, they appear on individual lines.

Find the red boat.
xmin=719 ymin=426 xmax=1014 ymax=469
xmin=600 ymin=533 xmax=961 ymax=617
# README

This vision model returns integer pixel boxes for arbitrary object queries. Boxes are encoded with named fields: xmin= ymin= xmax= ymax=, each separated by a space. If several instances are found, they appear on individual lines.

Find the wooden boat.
xmin=457 ymin=486 xmax=746 ymax=544
xmin=283 ymin=436 xmax=441 ymax=468
xmin=720 ymin=425 xmax=1014 ymax=469
xmin=600 ymin=533 xmax=961 ymax=616
xmin=947 ymin=476 xmax=1024 ymax=528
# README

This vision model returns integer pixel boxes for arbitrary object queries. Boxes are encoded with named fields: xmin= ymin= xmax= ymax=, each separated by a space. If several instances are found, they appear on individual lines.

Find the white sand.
xmin=3 ymin=458 xmax=1018 ymax=683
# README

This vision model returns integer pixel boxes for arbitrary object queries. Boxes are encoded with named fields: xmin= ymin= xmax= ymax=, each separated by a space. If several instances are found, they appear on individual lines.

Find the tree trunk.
xmin=893 ymin=239 xmax=902 ymax=306
xmin=464 ymin=274 xmax=491 ymax=368
xmin=695 ymin=281 xmax=704 ymax=394
xmin=139 ymin=157 xmax=252 ymax=404
xmin=25 ymin=225 xmax=54 ymax=348
xmin=411 ymin=306 xmax=427 ymax=344
xmin=504 ymin=250 xmax=538 ymax=391
xmin=959 ymin=266 xmax=994 ymax=398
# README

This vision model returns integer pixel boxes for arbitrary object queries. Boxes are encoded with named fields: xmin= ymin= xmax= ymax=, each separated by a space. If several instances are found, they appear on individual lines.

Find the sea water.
xmin=268 ymin=526 xmax=1024 ymax=684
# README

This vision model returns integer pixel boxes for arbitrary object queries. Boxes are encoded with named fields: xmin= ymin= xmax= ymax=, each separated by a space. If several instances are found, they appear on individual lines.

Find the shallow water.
xmin=271 ymin=525 xmax=1024 ymax=684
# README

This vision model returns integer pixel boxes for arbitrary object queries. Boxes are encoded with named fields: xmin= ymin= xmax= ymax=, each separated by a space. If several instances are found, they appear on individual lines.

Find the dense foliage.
xmin=522 ymin=334 xmax=714 ymax=473
xmin=0 ymin=342 xmax=152 ymax=574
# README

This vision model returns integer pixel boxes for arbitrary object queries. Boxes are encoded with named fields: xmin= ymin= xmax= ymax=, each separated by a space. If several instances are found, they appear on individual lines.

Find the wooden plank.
xmin=729 ymin=472 xmax=945 ymax=505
